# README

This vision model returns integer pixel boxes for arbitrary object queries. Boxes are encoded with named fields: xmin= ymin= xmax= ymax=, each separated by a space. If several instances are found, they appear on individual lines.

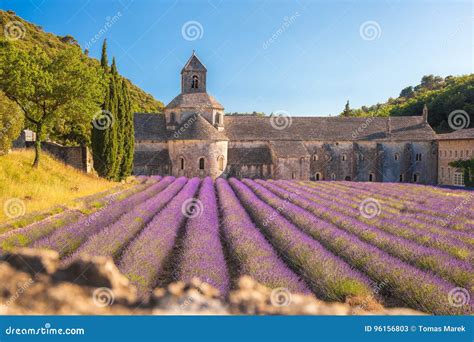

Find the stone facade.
xmin=437 ymin=129 xmax=474 ymax=186
xmin=133 ymin=52 xmax=473 ymax=186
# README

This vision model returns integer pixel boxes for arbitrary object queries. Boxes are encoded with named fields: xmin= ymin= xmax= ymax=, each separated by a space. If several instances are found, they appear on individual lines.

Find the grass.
xmin=0 ymin=149 xmax=116 ymax=223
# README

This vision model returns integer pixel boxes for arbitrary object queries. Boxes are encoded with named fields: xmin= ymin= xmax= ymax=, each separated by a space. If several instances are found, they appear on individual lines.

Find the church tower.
xmin=181 ymin=50 xmax=207 ymax=94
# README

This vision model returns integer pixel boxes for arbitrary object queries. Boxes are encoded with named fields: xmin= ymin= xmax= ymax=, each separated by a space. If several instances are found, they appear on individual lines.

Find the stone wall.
xmin=42 ymin=142 xmax=93 ymax=173
xmin=438 ymin=139 xmax=474 ymax=186
xmin=168 ymin=139 xmax=228 ymax=178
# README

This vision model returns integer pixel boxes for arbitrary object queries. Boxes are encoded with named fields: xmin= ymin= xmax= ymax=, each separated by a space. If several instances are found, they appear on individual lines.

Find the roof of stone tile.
xmin=171 ymin=114 xmax=229 ymax=141
xmin=134 ymin=113 xmax=168 ymax=141
xmin=224 ymin=116 xmax=437 ymax=141
xmin=181 ymin=52 xmax=207 ymax=73
xmin=270 ymin=141 xmax=310 ymax=158
xmin=228 ymin=147 xmax=273 ymax=165
xmin=166 ymin=92 xmax=224 ymax=110
xmin=134 ymin=114 xmax=438 ymax=142
xmin=436 ymin=128 xmax=474 ymax=140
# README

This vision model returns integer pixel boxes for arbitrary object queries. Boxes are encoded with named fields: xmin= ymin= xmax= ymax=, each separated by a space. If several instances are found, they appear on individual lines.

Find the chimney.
xmin=386 ymin=117 xmax=392 ymax=136
xmin=422 ymin=104 xmax=428 ymax=123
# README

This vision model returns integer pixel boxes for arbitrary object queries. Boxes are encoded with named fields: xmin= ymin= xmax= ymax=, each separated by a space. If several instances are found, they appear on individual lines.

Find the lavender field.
xmin=1 ymin=177 xmax=473 ymax=315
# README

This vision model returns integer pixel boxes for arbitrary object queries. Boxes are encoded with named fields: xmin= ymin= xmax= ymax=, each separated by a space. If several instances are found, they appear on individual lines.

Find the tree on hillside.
xmin=341 ymin=100 xmax=351 ymax=117
xmin=100 ymin=39 xmax=108 ymax=70
xmin=111 ymin=58 xmax=125 ymax=179
xmin=400 ymin=86 xmax=414 ymax=98
xmin=0 ymin=42 xmax=104 ymax=167
xmin=0 ymin=91 xmax=24 ymax=155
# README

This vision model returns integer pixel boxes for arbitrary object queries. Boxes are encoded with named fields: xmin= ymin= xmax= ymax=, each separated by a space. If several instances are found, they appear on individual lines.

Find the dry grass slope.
xmin=0 ymin=150 xmax=115 ymax=223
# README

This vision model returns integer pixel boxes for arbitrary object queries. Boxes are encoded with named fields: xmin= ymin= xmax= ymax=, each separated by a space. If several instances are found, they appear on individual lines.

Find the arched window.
xmin=413 ymin=173 xmax=420 ymax=183
xmin=217 ymin=156 xmax=224 ymax=171
xmin=170 ymin=112 xmax=176 ymax=124
xmin=312 ymin=154 xmax=318 ymax=161
xmin=342 ymin=154 xmax=347 ymax=161
xmin=394 ymin=153 xmax=400 ymax=161
xmin=192 ymin=75 xmax=199 ymax=89
xmin=179 ymin=157 xmax=185 ymax=170
xmin=199 ymin=157 xmax=205 ymax=170
xmin=399 ymin=174 xmax=404 ymax=182
xmin=369 ymin=173 xmax=374 ymax=182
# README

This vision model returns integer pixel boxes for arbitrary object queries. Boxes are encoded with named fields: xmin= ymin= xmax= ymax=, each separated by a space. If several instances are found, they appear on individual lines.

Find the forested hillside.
xmin=340 ymin=74 xmax=474 ymax=132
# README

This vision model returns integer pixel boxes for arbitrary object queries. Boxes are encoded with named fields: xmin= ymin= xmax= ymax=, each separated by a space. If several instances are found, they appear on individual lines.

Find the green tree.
xmin=341 ymin=100 xmax=351 ymax=117
xmin=119 ymin=79 xmax=134 ymax=178
xmin=0 ymin=91 xmax=24 ymax=154
xmin=449 ymin=159 xmax=474 ymax=187
xmin=0 ymin=42 xmax=104 ymax=167
xmin=100 ymin=39 xmax=108 ymax=70
xmin=400 ymin=86 xmax=414 ymax=98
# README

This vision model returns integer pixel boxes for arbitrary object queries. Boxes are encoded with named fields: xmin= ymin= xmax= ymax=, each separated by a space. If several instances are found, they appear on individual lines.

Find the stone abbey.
xmin=133 ymin=52 xmax=473 ymax=185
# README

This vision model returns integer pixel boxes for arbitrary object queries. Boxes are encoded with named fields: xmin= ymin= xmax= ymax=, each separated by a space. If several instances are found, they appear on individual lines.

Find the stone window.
xmin=450 ymin=150 xmax=452 ymax=157
xmin=413 ymin=173 xmax=420 ymax=183
xmin=199 ymin=158 xmax=205 ymax=170
xmin=192 ymin=75 xmax=199 ymax=89
xmin=455 ymin=150 xmax=458 ymax=158
xmin=441 ymin=167 xmax=445 ymax=178
xmin=454 ymin=172 xmax=465 ymax=186
xmin=312 ymin=154 xmax=318 ymax=161
xmin=369 ymin=173 xmax=374 ymax=182
xmin=315 ymin=172 xmax=322 ymax=181
xmin=217 ymin=156 xmax=224 ymax=171
xmin=448 ymin=167 xmax=451 ymax=179
xmin=215 ymin=113 xmax=223 ymax=125
xmin=342 ymin=154 xmax=347 ymax=161
xmin=415 ymin=153 xmax=422 ymax=162
xmin=394 ymin=153 xmax=400 ymax=161
xmin=460 ymin=150 xmax=463 ymax=158
xmin=179 ymin=157 xmax=185 ymax=170
xmin=399 ymin=174 xmax=404 ymax=182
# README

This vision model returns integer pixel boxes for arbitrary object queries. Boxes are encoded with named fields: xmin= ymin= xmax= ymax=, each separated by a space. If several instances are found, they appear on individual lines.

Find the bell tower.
xmin=181 ymin=51 xmax=207 ymax=94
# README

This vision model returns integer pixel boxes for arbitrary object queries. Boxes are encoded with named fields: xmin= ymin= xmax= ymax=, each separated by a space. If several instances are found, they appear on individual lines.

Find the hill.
xmin=0 ymin=10 xmax=164 ymax=113
xmin=0 ymin=150 xmax=116 ymax=223
xmin=341 ymin=74 xmax=474 ymax=132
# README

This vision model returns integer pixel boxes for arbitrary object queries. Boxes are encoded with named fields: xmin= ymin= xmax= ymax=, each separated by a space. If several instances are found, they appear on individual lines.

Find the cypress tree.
xmin=92 ymin=40 xmax=119 ymax=179
xmin=119 ymin=79 xmax=134 ymax=178
xmin=100 ymin=39 xmax=108 ymax=70
xmin=110 ymin=57 xmax=124 ymax=180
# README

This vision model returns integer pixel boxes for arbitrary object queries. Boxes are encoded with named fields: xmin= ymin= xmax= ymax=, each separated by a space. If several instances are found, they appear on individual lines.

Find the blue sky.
xmin=1 ymin=0 xmax=472 ymax=116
